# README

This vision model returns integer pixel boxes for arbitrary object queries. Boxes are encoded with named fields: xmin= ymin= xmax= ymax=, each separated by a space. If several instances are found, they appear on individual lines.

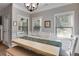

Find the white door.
xmin=3 ymin=16 xmax=10 ymax=47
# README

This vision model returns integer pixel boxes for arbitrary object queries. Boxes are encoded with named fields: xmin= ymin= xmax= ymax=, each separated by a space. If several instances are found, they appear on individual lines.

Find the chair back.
xmin=71 ymin=37 xmax=78 ymax=56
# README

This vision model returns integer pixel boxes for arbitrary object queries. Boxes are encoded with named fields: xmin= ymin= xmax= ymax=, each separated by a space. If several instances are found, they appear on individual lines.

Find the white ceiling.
xmin=13 ymin=3 xmax=71 ymax=14
xmin=0 ymin=3 xmax=10 ymax=11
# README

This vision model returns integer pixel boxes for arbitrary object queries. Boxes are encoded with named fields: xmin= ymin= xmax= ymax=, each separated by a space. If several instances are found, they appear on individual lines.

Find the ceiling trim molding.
xmin=13 ymin=3 xmax=71 ymax=14
xmin=13 ymin=4 xmax=30 ymax=14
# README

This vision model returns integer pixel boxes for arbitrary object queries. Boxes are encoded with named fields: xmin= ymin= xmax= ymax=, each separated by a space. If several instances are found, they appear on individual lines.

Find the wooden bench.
xmin=6 ymin=46 xmax=42 ymax=56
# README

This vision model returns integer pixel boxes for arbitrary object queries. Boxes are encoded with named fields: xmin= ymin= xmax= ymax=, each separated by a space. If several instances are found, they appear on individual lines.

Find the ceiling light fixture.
xmin=24 ymin=3 xmax=39 ymax=12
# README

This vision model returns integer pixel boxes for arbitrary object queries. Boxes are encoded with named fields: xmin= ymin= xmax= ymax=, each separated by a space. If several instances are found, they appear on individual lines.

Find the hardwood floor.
xmin=6 ymin=46 xmax=43 ymax=56
xmin=0 ymin=42 xmax=42 ymax=56
xmin=0 ymin=42 xmax=8 ymax=56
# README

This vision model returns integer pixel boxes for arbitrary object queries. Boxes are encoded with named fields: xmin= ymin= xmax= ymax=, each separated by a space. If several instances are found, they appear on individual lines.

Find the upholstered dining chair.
xmin=70 ymin=37 xmax=78 ymax=56
xmin=59 ymin=37 xmax=78 ymax=56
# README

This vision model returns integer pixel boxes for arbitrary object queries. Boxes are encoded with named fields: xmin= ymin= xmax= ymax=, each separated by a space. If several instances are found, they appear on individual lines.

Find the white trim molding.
xmin=54 ymin=11 xmax=75 ymax=38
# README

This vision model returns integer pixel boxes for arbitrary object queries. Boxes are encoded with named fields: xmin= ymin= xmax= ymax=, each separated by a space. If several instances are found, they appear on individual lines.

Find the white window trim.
xmin=16 ymin=15 xmax=29 ymax=36
xmin=54 ymin=11 xmax=75 ymax=39
xmin=32 ymin=17 xmax=43 ymax=32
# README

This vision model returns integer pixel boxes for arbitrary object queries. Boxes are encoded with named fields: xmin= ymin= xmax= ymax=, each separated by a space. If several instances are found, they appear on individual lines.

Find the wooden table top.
xmin=12 ymin=38 xmax=60 ymax=56
xmin=6 ymin=46 xmax=42 ymax=56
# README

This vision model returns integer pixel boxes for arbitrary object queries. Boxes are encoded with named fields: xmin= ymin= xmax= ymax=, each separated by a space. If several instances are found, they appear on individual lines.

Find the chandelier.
xmin=24 ymin=3 xmax=39 ymax=12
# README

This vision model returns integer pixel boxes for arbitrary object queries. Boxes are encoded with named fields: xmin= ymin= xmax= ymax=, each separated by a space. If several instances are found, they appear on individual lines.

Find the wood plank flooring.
xmin=0 ymin=42 xmax=8 ymax=56
xmin=0 ymin=42 xmax=43 ymax=56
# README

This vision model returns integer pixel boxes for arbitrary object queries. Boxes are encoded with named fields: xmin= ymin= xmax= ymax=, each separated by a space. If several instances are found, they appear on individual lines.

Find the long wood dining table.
xmin=12 ymin=38 xmax=60 ymax=56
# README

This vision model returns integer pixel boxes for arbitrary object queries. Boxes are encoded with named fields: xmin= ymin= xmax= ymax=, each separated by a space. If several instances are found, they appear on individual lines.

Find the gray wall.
xmin=0 ymin=4 xmax=12 ymax=47
xmin=31 ymin=3 xmax=79 ymax=35
xmin=6 ymin=3 xmax=79 ymax=54
xmin=12 ymin=6 xmax=31 ymax=38
xmin=31 ymin=3 xmax=79 ymax=54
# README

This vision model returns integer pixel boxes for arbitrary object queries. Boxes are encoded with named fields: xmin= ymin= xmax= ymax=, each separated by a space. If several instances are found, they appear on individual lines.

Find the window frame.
xmin=56 ymin=27 xmax=73 ymax=38
xmin=54 ymin=11 xmax=75 ymax=38
xmin=32 ymin=17 xmax=42 ymax=32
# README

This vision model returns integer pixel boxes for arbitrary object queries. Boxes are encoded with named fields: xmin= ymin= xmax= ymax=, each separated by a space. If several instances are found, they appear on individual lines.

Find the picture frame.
xmin=44 ymin=20 xmax=51 ymax=28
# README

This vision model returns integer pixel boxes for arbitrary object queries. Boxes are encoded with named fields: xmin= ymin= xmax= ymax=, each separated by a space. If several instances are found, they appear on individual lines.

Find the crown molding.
xmin=13 ymin=3 xmax=71 ymax=14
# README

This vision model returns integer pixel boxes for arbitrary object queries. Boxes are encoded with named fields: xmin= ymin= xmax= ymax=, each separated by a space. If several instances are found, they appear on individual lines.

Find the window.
xmin=55 ymin=12 xmax=74 ymax=38
xmin=32 ymin=17 xmax=42 ymax=32
xmin=18 ymin=17 xmax=28 ymax=35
